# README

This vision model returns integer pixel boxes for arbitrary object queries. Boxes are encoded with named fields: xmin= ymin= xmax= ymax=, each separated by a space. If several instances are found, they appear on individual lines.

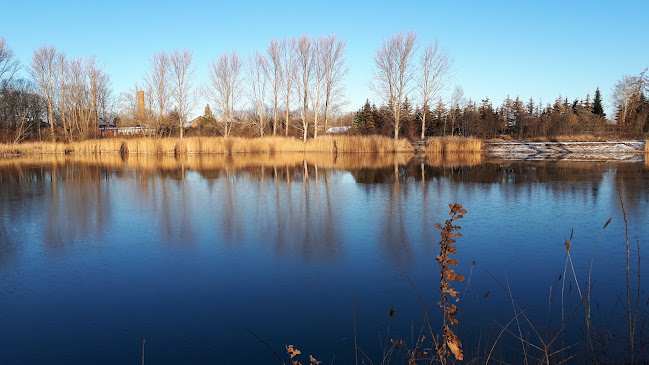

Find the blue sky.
xmin=2 ymin=0 xmax=648 ymax=118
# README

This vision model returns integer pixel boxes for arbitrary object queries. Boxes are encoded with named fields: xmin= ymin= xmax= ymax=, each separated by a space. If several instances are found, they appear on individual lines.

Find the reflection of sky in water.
xmin=0 ymin=157 xmax=647 ymax=363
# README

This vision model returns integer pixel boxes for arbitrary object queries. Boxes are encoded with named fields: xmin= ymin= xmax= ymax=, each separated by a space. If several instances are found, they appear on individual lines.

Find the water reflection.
xmin=1 ymin=154 xmax=648 ymax=260
xmin=1 ymin=153 xmax=649 ymax=363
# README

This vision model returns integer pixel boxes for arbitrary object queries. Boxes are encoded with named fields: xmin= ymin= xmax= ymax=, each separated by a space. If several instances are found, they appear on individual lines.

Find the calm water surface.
xmin=0 ymin=154 xmax=647 ymax=364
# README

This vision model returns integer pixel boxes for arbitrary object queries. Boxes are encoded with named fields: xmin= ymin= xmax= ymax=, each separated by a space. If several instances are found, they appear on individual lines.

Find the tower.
xmin=137 ymin=91 xmax=145 ymax=120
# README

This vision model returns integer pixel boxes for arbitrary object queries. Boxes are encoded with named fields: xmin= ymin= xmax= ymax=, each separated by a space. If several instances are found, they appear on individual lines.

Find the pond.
xmin=0 ymin=153 xmax=647 ymax=364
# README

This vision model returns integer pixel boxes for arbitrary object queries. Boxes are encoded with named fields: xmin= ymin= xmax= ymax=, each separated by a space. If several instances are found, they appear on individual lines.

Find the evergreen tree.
xmin=592 ymin=87 xmax=605 ymax=116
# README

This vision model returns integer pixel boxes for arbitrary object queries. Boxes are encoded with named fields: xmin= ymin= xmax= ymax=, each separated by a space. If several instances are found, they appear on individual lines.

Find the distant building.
xmin=325 ymin=126 xmax=351 ymax=134
xmin=99 ymin=125 xmax=155 ymax=137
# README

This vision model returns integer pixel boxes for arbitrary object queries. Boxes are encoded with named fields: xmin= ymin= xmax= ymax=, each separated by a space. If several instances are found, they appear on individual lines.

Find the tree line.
xmin=119 ymin=35 xmax=349 ymax=141
xmin=353 ymin=88 xmax=610 ymax=139
xmin=0 ymin=33 xmax=647 ymax=143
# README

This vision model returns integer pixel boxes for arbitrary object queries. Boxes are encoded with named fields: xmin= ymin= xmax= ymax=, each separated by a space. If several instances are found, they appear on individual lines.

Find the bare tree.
xmin=310 ymin=38 xmax=325 ymax=138
xmin=145 ymin=51 xmax=170 ymax=134
xmin=169 ymin=49 xmax=196 ymax=138
xmin=209 ymin=51 xmax=243 ymax=137
xmin=266 ymin=40 xmax=283 ymax=135
xmin=295 ymin=35 xmax=312 ymax=141
xmin=247 ymin=51 xmax=269 ymax=136
xmin=612 ymin=76 xmax=634 ymax=129
xmin=320 ymin=35 xmax=348 ymax=135
xmin=86 ymin=57 xmax=111 ymax=136
xmin=0 ymin=78 xmax=44 ymax=143
xmin=448 ymin=85 xmax=464 ymax=136
xmin=30 ymin=45 xmax=66 ymax=140
xmin=281 ymin=38 xmax=296 ymax=136
xmin=0 ymin=38 xmax=20 ymax=86
xmin=67 ymin=57 xmax=91 ymax=139
xmin=372 ymin=32 xmax=418 ymax=139
xmin=419 ymin=40 xmax=453 ymax=139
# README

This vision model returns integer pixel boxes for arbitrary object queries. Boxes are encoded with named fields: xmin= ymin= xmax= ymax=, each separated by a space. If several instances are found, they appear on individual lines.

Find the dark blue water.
xmin=0 ymin=156 xmax=647 ymax=364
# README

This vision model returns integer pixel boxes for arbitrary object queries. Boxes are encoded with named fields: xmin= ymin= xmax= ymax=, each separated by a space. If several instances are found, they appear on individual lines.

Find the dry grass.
xmin=305 ymin=135 xmax=413 ymax=153
xmin=0 ymin=136 xmax=415 ymax=156
xmin=426 ymin=136 xmax=484 ymax=154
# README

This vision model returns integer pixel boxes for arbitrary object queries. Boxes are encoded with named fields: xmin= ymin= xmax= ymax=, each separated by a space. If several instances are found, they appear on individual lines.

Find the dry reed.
xmin=426 ymin=136 xmax=483 ymax=154
xmin=0 ymin=136 xmax=414 ymax=156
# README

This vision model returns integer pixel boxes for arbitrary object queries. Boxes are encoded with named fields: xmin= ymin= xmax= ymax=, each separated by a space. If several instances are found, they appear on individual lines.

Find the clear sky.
xmin=2 ymin=0 xmax=648 ymax=119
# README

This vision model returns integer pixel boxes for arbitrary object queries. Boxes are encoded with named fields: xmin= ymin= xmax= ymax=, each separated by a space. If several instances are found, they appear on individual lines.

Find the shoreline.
xmin=485 ymin=140 xmax=646 ymax=162
xmin=1 ymin=137 xmax=647 ymax=163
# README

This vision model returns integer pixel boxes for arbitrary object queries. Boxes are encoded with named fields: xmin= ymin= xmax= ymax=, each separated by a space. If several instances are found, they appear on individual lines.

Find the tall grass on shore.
xmin=0 ymin=135 xmax=414 ymax=156
xmin=426 ymin=136 xmax=483 ymax=154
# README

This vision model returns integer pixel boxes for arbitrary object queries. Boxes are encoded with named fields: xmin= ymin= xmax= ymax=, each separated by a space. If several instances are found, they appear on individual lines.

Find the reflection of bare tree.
xmin=157 ymin=165 xmax=195 ymax=245
xmin=0 ymin=205 xmax=17 ymax=269
xmin=420 ymin=162 xmax=435 ymax=248
xmin=4 ymin=154 xmax=647 ymax=263
xmin=379 ymin=161 xmax=412 ymax=264
xmin=615 ymin=165 xmax=649 ymax=214
xmin=43 ymin=164 xmax=111 ymax=250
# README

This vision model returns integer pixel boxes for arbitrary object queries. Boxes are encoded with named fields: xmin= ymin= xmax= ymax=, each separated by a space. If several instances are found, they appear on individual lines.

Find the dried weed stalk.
xmin=435 ymin=203 xmax=466 ymax=362
xmin=286 ymin=345 xmax=321 ymax=365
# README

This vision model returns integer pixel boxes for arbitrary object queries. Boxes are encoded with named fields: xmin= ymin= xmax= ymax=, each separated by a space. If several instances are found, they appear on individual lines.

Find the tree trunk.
xmin=420 ymin=110 xmax=426 ymax=139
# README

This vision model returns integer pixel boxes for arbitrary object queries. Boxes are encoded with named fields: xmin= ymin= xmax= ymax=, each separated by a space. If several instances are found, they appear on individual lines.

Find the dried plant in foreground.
xmin=285 ymin=344 xmax=321 ymax=365
xmin=435 ymin=203 xmax=466 ymax=362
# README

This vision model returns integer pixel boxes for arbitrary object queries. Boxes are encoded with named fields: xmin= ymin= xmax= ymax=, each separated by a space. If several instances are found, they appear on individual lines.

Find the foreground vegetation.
xmin=282 ymin=201 xmax=647 ymax=364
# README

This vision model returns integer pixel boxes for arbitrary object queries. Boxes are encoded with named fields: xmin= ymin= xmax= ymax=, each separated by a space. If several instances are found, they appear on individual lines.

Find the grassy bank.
xmin=0 ymin=135 xmax=415 ymax=156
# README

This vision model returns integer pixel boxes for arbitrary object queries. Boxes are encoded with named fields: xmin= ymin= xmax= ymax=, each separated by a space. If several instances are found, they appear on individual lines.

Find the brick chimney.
xmin=137 ymin=90 xmax=145 ymax=120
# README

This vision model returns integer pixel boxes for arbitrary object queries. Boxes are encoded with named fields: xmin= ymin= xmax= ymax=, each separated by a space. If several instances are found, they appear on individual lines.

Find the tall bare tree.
xmin=266 ymin=40 xmax=283 ymax=135
xmin=87 ymin=57 xmax=110 ymax=136
xmin=247 ymin=51 xmax=269 ymax=136
xmin=612 ymin=76 xmax=634 ymax=129
xmin=295 ymin=35 xmax=312 ymax=141
xmin=0 ymin=79 xmax=43 ymax=143
xmin=145 ymin=51 xmax=170 ymax=134
xmin=30 ymin=45 xmax=66 ymax=140
xmin=310 ymin=38 xmax=325 ymax=138
xmin=281 ymin=38 xmax=297 ymax=136
xmin=320 ymin=35 xmax=348 ymax=135
xmin=209 ymin=51 xmax=243 ymax=137
xmin=0 ymin=38 xmax=20 ymax=86
xmin=169 ymin=49 xmax=196 ymax=138
xmin=372 ymin=32 xmax=418 ymax=139
xmin=419 ymin=40 xmax=453 ymax=139
xmin=448 ymin=85 xmax=464 ymax=136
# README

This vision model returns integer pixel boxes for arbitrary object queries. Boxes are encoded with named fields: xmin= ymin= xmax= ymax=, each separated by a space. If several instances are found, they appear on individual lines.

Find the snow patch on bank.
xmin=486 ymin=140 xmax=646 ymax=162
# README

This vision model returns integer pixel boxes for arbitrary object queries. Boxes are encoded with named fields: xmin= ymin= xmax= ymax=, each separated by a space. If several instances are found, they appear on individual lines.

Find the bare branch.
xmin=208 ymin=51 xmax=243 ymax=137
xmin=372 ymin=31 xmax=418 ymax=139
